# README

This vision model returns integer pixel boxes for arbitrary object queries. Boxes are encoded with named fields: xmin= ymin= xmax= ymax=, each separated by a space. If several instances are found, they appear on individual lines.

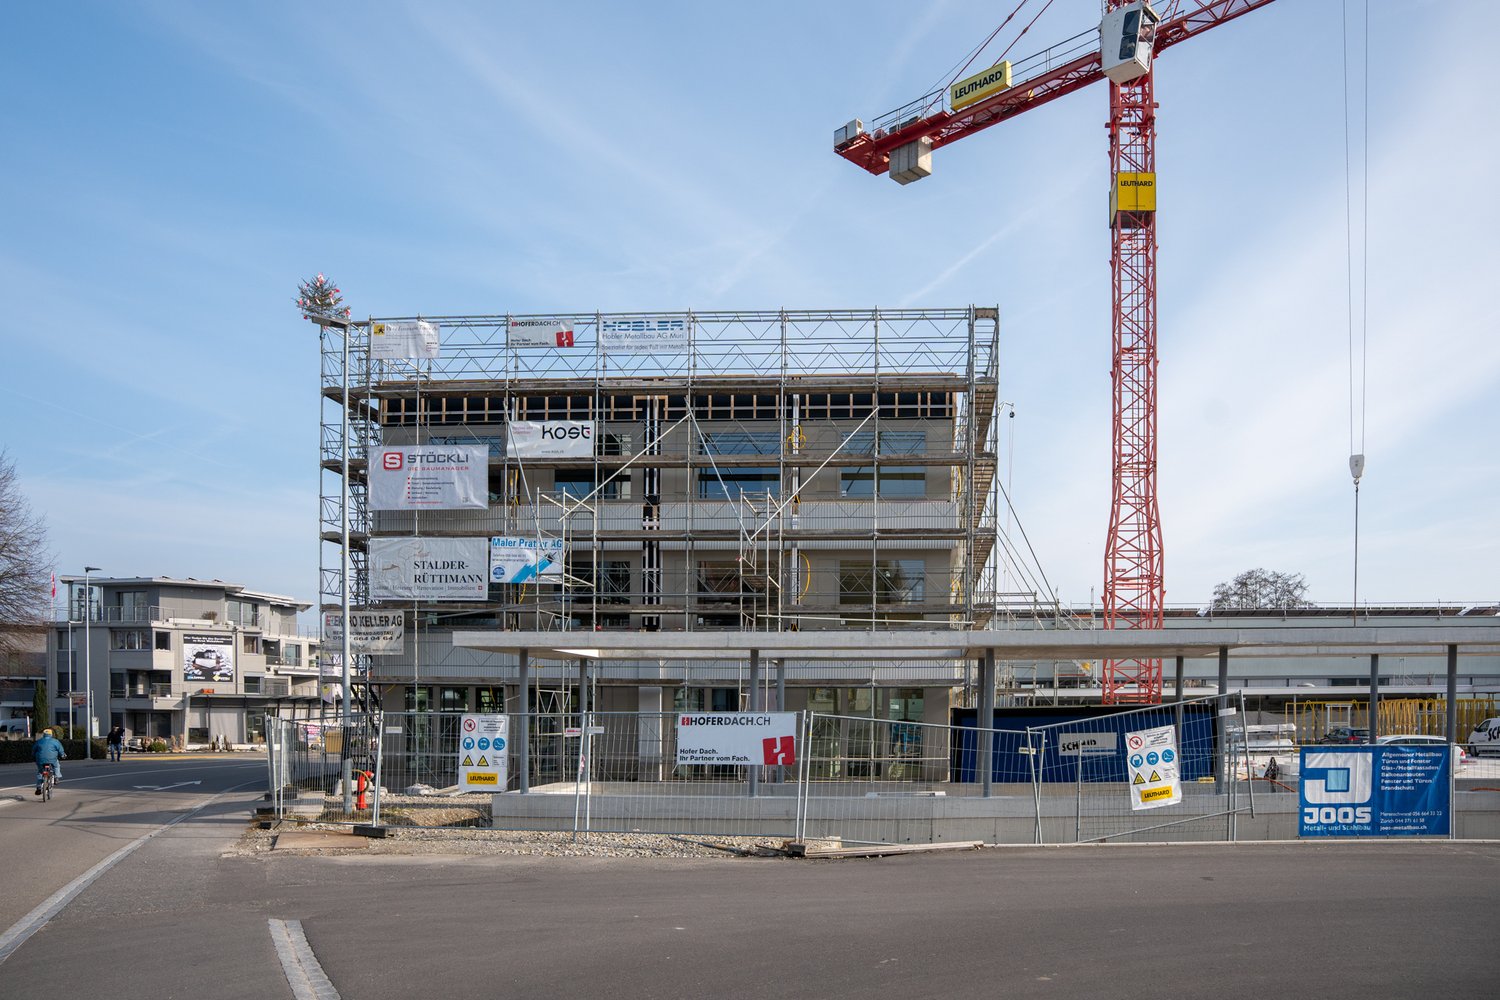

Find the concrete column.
xmin=518 ymin=648 xmax=530 ymax=794
xmin=1216 ymin=646 xmax=1229 ymax=788
xmin=1174 ymin=655 xmax=1185 ymax=737
xmin=1369 ymin=653 xmax=1380 ymax=741
xmin=749 ymin=649 xmax=761 ymax=798
xmin=980 ymin=648 xmax=996 ymax=798
xmin=1446 ymin=645 xmax=1458 ymax=745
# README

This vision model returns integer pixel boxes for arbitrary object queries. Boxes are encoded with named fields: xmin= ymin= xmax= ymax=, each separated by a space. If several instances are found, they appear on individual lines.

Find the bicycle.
xmin=38 ymin=763 xmax=55 ymax=802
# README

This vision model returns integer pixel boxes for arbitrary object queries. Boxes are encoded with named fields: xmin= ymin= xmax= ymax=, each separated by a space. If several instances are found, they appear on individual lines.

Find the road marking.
xmin=0 ymin=779 xmax=260 ymax=967
xmin=270 ymin=918 xmax=342 ymax=1000
xmin=132 ymin=781 xmax=204 ymax=791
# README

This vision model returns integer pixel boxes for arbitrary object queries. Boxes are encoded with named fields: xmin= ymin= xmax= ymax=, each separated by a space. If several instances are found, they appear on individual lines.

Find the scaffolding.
xmin=318 ymin=307 xmax=1005 ymax=651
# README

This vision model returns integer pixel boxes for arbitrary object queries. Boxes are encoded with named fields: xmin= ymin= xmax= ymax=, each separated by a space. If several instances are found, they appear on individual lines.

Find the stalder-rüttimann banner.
xmin=676 ymin=713 xmax=797 ymax=766
xmin=369 ymin=537 xmax=488 ymax=601
xmin=368 ymin=445 xmax=489 ymax=510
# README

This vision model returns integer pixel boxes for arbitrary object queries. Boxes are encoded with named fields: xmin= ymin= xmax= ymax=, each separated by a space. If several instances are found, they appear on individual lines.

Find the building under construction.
xmin=317 ymin=306 xmax=1006 ymax=720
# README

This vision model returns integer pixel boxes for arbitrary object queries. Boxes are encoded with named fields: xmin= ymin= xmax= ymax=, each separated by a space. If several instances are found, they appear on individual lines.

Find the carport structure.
xmin=455 ymin=624 xmax=1500 ymax=794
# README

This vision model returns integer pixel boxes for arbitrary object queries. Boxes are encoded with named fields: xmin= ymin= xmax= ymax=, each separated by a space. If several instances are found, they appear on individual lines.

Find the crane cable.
xmin=1343 ymin=0 xmax=1369 ymax=622
xmin=937 ymin=0 xmax=1056 ymax=95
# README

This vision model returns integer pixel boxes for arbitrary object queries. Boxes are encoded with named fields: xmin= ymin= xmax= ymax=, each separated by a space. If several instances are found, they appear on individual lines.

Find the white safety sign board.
xmin=675 ymin=713 xmax=797 ymax=766
xmin=1058 ymin=731 xmax=1119 ymax=756
xmin=1125 ymin=724 xmax=1182 ymax=810
xmin=508 ymin=318 xmax=576 ymax=348
xmin=459 ymin=714 xmax=509 ymax=791
xmin=369 ymin=537 xmax=489 ymax=601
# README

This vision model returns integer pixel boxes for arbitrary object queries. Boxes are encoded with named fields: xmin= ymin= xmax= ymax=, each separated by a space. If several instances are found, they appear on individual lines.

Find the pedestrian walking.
xmin=107 ymin=724 xmax=125 ymax=762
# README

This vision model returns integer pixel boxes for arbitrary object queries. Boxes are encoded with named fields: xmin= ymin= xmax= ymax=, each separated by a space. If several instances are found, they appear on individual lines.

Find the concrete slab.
xmin=272 ymin=830 xmax=370 ymax=850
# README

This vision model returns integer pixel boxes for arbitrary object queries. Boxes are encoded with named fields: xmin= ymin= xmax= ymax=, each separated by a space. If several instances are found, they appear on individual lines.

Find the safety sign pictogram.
xmin=459 ymin=714 xmax=509 ymax=791
xmin=1125 ymin=724 xmax=1182 ymax=811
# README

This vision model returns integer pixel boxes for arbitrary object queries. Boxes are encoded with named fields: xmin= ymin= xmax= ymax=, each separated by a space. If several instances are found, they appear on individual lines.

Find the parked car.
xmin=1373 ymin=734 xmax=1470 ymax=770
xmin=1317 ymin=726 xmax=1370 ymax=744
xmin=1467 ymin=717 xmax=1500 ymax=756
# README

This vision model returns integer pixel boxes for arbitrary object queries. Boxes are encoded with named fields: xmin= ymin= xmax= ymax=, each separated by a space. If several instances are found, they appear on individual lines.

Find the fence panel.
xmin=1024 ymin=695 xmax=1253 ymax=844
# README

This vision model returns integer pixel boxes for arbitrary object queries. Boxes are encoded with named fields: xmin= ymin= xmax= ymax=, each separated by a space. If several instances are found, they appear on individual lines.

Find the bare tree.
xmin=0 ymin=452 xmax=51 ymax=662
xmin=1211 ymin=568 xmax=1314 ymax=611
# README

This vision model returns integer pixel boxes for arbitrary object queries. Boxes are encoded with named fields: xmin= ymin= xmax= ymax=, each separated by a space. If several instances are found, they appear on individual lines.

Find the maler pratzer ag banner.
xmin=368 ymin=444 xmax=489 ymax=511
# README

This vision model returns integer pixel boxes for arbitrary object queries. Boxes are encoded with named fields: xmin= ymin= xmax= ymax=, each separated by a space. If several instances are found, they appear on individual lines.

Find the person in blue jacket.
xmin=34 ymin=728 xmax=66 ymax=795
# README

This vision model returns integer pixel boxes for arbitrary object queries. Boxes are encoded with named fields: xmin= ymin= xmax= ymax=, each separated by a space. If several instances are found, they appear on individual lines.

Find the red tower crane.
xmin=834 ymin=0 xmax=1278 ymax=703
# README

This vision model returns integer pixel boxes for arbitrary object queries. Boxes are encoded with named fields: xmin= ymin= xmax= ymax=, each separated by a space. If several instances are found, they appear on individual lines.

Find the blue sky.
xmin=2 ymin=1 xmax=1495 ymax=611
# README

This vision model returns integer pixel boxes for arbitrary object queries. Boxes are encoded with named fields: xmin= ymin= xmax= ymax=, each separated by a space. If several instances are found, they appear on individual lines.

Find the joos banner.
xmin=507 ymin=420 xmax=594 ymax=458
xmin=490 ymin=537 xmax=564 ymax=584
xmin=675 ymin=713 xmax=797 ymax=766
xmin=370 ymin=320 xmax=440 ymax=360
xmin=368 ymin=445 xmax=489 ymax=511
xmin=1299 ymin=746 xmax=1451 ymax=837
xmin=322 ymin=611 xmax=405 ymax=655
xmin=508 ymin=318 xmax=576 ymax=348
xmin=183 ymin=633 xmax=234 ymax=683
xmin=600 ymin=316 xmax=688 ymax=354
xmin=369 ymin=537 xmax=489 ymax=601
xmin=1125 ymin=724 xmax=1182 ymax=810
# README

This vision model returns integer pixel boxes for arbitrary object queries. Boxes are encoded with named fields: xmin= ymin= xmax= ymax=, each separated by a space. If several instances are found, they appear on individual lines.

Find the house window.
xmin=841 ymin=431 xmax=926 ymax=498
xmin=476 ymin=687 xmax=505 ymax=713
xmin=227 ymin=600 xmax=260 ymax=627
xmin=283 ymin=644 xmax=302 ymax=666
xmin=155 ymin=631 xmax=171 ymax=651
xmin=554 ymin=471 xmax=619 ymax=500
xmin=115 ymin=591 xmax=149 ymax=621
xmin=244 ymin=676 xmax=263 ymax=694
xmin=111 ymin=630 xmax=149 ymax=651
xmin=440 ymin=687 xmax=469 ymax=712
xmin=838 ymin=559 xmax=926 ymax=604
xmin=697 ymin=431 xmax=780 ymax=499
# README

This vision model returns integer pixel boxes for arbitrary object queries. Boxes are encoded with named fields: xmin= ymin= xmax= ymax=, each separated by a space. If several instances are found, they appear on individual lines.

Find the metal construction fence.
xmin=264 ymin=696 xmax=1262 ymax=844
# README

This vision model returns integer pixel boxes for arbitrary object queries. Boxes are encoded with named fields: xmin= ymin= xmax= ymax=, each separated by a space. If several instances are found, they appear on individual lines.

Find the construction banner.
xmin=370 ymin=320 xmax=440 ymax=360
xmin=369 ymin=537 xmax=489 ymax=601
xmin=368 ymin=444 xmax=489 ymax=511
xmin=489 ymin=537 xmax=565 ymax=583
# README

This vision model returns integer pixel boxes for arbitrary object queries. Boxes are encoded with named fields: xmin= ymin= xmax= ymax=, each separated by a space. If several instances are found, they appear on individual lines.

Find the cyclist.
xmin=34 ymin=728 xmax=66 ymax=796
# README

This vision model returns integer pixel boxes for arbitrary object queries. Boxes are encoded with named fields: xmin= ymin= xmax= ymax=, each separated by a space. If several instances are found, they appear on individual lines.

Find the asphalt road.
xmin=0 ymin=754 xmax=1495 ymax=999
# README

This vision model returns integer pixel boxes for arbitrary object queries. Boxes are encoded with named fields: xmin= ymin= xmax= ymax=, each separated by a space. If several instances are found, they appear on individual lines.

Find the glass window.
xmin=111 ymin=630 xmax=149 ymax=650
xmin=155 ymin=631 xmax=171 ymax=651
xmin=116 ymin=591 xmax=149 ymax=619
xmin=476 ymin=687 xmax=504 ymax=713
xmin=840 ymin=431 xmax=926 ymax=498
xmin=440 ymin=687 xmax=469 ymax=712
xmin=554 ymin=471 xmax=619 ymax=500
xmin=839 ymin=560 xmax=927 ymax=604
xmin=699 ymin=468 xmax=780 ymax=499
xmin=405 ymin=686 xmax=433 ymax=712
xmin=283 ymin=644 xmax=302 ymax=666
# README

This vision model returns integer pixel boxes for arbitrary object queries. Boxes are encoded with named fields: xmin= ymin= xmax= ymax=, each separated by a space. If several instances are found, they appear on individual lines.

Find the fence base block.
xmin=787 ymin=839 xmax=983 ymax=858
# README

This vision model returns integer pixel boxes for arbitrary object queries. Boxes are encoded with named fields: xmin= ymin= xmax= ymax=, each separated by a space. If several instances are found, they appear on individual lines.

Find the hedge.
xmin=0 ymin=738 xmax=109 ymax=765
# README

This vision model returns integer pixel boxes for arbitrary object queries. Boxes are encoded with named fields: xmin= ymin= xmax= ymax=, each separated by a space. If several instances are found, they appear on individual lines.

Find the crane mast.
xmin=834 ymin=0 xmax=1278 ymax=704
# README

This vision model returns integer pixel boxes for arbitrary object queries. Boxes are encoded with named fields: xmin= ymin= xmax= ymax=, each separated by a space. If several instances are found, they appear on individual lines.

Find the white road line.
xmin=0 ymin=779 xmax=260 ymax=966
xmin=270 ymin=918 xmax=342 ymax=1000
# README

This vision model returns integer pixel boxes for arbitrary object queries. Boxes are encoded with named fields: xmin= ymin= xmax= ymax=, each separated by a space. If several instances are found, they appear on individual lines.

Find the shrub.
xmin=147 ymin=740 xmax=170 ymax=753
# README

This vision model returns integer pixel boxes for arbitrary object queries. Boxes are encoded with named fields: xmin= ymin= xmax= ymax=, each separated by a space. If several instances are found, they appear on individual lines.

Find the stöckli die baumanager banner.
xmin=368 ymin=444 xmax=489 ymax=511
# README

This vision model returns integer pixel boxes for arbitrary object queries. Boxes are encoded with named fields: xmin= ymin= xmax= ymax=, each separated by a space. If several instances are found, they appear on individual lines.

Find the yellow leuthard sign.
xmin=950 ymin=62 xmax=1013 ymax=111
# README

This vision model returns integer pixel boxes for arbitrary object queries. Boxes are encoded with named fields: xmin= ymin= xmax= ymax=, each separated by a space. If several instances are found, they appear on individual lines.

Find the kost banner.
xmin=368 ymin=444 xmax=489 ymax=511
xmin=675 ymin=713 xmax=797 ymax=766
xmin=506 ymin=420 xmax=594 ymax=459
xmin=369 ymin=537 xmax=489 ymax=601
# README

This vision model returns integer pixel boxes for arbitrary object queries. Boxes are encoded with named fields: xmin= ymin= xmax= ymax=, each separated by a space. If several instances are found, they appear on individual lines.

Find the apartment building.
xmin=49 ymin=577 xmax=322 ymax=745
xmin=316 ymin=307 xmax=1002 ymax=721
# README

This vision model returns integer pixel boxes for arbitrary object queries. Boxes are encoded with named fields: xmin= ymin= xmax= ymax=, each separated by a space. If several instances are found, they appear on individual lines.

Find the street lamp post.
xmin=83 ymin=566 xmax=101 ymax=759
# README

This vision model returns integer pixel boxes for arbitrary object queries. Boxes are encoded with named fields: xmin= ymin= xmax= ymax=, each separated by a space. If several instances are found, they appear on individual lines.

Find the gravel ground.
xmin=228 ymin=820 xmax=793 ymax=860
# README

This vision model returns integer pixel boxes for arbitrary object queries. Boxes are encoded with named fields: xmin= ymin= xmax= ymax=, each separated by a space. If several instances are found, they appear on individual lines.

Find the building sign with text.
xmin=1299 ymin=746 xmax=1451 ymax=837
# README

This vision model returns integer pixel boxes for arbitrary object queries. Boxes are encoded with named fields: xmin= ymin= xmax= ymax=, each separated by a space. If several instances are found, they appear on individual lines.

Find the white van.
xmin=1468 ymin=717 xmax=1500 ymax=756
